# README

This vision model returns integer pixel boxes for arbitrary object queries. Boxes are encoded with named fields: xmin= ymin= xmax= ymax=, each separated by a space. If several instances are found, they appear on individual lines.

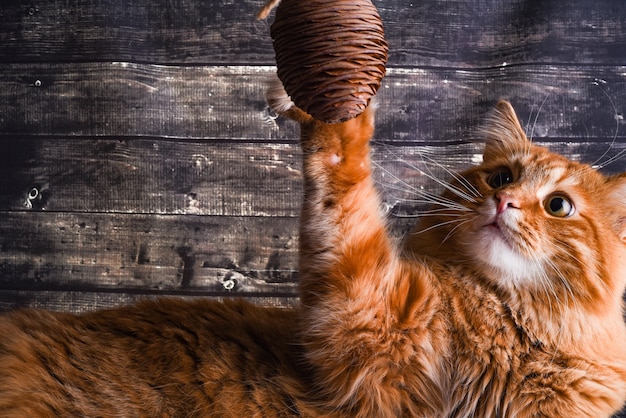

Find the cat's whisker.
xmin=535 ymin=260 xmax=561 ymax=307
xmin=372 ymin=164 xmax=457 ymax=210
xmin=414 ymin=209 xmax=470 ymax=216
xmin=372 ymin=160 xmax=424 ymax=196
xmin=543 ymin=258 xmax=571 ymax=306
xmin=541 ymin=257 xmax=580 ymax=363
xmin=373 ymin=162 xmax=475 ymax=215
xmin=551 ymin=239 xmax=614 ymax=299
xmin=380 ymin=194 xmax=471 ymax=216
xmin=378 ymin=182 xmax=431 ymax=201
xmin=594 ymin=146 xmax=626 ymax=170
xmin=391 ymin=196 xmax=472 ymax=213
xmin=544 ymin=259 xmax=588 ymax=356
xmin=395 ymin=158 xmax=479 ymax=204
xmin=526 ymin=93 xmax=551 ymax=144
xmin=440 ymin=219 xmax=472 ymax=246
xmin=590 ymin=82 xmax=621 ymax=169
xmin=392 ymin=212 xmax=465 ymax=219
xmin=416 ymin=153 xmax=482 ymax=198
xmin=409 ymin=217 xmax=468 ymax=236
xmin=418 ymin=191 xmax=473 ymax=210
xmin=372 ymin=161 xmax=441 ymax=198
xmin=372 ymin=154 xmax=478 ymax=205
xmin=390 ymin=184 xmax=473 ymax=209
xmin=529 ymin=258 xmax=563 ymax=346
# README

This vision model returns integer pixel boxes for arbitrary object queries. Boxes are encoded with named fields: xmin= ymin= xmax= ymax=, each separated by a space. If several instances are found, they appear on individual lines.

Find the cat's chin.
xmin=466 ymin=222 xmax=544 ymax=286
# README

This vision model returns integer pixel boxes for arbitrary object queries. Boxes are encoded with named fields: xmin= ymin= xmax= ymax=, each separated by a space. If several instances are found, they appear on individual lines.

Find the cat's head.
xmin=407 ymin=101 xmax=626 ymax=315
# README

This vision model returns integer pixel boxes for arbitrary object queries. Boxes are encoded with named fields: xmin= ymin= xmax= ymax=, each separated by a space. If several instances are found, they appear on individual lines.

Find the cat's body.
xmin=0 ymin=299 xmax=307 ymax=417
xmin=1 ymin=86 xmax=626 ymax=417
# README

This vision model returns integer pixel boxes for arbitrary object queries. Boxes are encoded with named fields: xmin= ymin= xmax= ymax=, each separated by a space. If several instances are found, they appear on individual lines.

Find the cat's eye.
xmin=544 ymin=194 xmax=575 ymax=218
xmin=487 ymin=167 xmax=514 ymax=189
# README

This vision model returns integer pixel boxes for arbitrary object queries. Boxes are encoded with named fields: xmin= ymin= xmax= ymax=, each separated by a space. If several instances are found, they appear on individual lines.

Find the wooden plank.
xmin=0 ymin=139 xmax=303 ymax=216
xmin=378 ymin=67 xmax=626 ymax=144
xmin=0 ymin=212 xmax=299 ymax=294
xmin=2 ymin=138 xmax=625 ymax=216
xmin=1 ymin=135 xmax=625 ymax=308
xmin=0 ymin=63 xmax=275 ymax=139
xmin=0 ymin=290 xmax=298 ymax=313
xmin=1 ymin=1 xmax=626 ymax=68
xmin=380 ymin=0 xmax=626 ymax=68
xmin=0 ymin=137 xmax=624 ymax=304
xmin=1 ymin=63 xmax=625 ymax=142
xmin=0 ymin=0 xmax=274 ymax=65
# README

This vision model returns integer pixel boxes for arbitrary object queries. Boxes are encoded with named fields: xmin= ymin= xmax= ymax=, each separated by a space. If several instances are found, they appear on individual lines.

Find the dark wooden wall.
xmin=1 ymin=0 xmax=626 ymax=314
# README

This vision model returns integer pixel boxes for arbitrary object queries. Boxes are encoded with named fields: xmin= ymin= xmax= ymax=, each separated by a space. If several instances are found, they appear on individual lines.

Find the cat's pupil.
xmin=488 ymin=167 xmax=514 ymax=189
xmin=549 ymin=197 xmax=564 ymax=212
xmin=545 ymin=194 xmax=574 ymax=217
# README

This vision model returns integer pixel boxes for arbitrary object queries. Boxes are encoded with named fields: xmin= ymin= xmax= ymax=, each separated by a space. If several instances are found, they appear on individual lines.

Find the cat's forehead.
xmin=514 ymin=148 xmax=592 ymax=192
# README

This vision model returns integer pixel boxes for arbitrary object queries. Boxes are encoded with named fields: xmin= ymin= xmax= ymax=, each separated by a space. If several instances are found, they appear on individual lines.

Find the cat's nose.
xmin=495 ymin=192 xmax=520 ymax=214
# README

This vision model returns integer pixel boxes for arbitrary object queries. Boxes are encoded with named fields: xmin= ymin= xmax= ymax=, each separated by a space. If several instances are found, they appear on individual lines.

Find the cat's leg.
xmin=267 ymin=85 xmax=443 ymax=417
xmin=293 ymin=112 xmax=393 ymax=304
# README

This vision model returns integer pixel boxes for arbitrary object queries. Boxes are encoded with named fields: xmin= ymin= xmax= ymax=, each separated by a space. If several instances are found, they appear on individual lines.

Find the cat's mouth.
xmin=479 ymin=213 xmax=500 ymax=232
xmin=487 ymin=222 xmax=501 ymax=233
xmin=482 ymin=218 xmax=517 ymax=251
xmin=487 ymin=222 xmax=509 ymax=243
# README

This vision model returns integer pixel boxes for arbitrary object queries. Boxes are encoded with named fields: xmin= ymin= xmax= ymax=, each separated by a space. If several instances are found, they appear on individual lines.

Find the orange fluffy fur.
xmin=1 ymin=89 xmax=625 ymax=417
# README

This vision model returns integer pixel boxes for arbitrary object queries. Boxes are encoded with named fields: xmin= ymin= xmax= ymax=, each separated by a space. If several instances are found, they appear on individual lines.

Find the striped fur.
xmin=1 ymin=95 xmax=625 ymax=417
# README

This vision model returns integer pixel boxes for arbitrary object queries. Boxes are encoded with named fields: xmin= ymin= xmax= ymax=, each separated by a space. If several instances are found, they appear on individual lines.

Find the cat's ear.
xmin=480 ymin=101 xmax=530 ymax=162
xmin=604 ymin=173 xmax=626 ymax=242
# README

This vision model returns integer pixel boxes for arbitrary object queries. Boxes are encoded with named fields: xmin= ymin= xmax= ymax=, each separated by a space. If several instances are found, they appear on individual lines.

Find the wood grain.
xmin=1 ymin=64 xmax=624 ymax=141
xmin=2 ymin=139 xmax=625 ymax=217
xmin=0 ymin=211 xmax=299 ymax=294
xmin=0 ymin=290 xmax=298 ymax=313
xmin=2 ymin=0 xmax=625 ymax=415
xmin=380 ymin=0 xmax=626 ymax=68
xmin=0 ymin=3 xmax=624 ymax=305
xmin=0 ymin=139 xmax=303 ymax=215
xmin=1 ymin=0 xmax=625 ymax=68
xmin=0 ymin=0 xmax=273 ymax=65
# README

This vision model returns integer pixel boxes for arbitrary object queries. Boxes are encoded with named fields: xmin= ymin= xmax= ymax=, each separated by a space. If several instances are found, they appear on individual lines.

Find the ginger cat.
xmin=1 ymin=85 xmax=625 ymax=417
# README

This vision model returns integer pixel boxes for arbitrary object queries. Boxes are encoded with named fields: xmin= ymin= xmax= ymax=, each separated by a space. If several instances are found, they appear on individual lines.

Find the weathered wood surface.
xmin=1 ymin=64 xmax=625 ymax=141
xmin=1 ymin=0 xmax=625 ymax=319
xmin=0 ymin=290 xmax=298 ymax=313
xmin=0 ymin=211 xmax=298 ymax=291
xmin=2 ymin=138 xmax=626 ymax=216
xmin=1 ymin=0 xmax=625 ymax=67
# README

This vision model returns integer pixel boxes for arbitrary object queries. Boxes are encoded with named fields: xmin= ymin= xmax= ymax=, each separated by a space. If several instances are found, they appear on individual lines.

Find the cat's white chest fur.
xmin=468 ymin=196 xmax=545 ymax=285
